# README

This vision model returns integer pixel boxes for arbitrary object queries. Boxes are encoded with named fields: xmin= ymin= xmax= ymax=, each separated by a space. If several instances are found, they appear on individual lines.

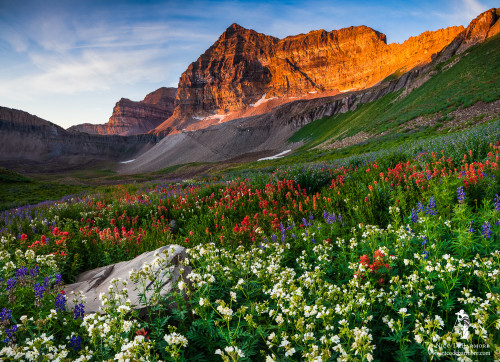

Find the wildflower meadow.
xmin=0 ymin=135 xmax=499 ymax=360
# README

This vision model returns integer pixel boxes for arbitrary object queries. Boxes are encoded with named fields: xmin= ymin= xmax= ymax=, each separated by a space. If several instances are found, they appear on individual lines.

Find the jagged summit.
xmin=153 ymin=21 xmax=463 ymax=134
xmin=226 ymin=22 xmax=245 ymax=32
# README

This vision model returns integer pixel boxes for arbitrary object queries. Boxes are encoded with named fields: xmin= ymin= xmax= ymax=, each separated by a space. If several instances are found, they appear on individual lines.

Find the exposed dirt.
xmin=316 ymin=131 xmax=371 ymax=150
xmin=312 ymin=99 xmax=500 ymax=152
xmin=400 ymin=99 xmax=500 ymax=132
xmin=442 ymin=99 xmax=500 ymax=130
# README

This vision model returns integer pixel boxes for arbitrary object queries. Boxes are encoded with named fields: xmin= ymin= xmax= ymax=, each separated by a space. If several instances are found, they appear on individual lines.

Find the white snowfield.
xmin=257 ymin=149 xmax=291 ymax=161
xmin=250 ymin=93 xmax=277 ymax=107
xmin=120 ymin=159 xmax=135 ymax=164
xmin=193 ymin=114 xmax=229 ymax=123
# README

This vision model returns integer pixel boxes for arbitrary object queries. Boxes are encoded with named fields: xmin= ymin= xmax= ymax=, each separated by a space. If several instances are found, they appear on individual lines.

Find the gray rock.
xmin=64 ymin=245 xmax=191 ymax=314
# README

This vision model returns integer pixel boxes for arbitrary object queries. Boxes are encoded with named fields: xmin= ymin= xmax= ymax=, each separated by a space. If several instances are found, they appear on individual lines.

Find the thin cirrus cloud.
xmin=27 ymin=50 xmax=169 ymax=94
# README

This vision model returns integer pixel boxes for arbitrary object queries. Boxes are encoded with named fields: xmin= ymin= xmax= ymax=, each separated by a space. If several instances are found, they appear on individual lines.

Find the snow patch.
xmin=206 ymin=114 xmax=227 ymax=123
xmin=258 ymin=150 xmax=292 ymax=161
xmin=250 ymin=93 xmax=277 ymax=107
xmin=194 ymin=113 xmax=229 ymax=123
xmin=308 ymin=91 xmax=317 ymax=94
xmin=120 ymin=159 xmax=135 ymax=164
xmin=340 ymin=88 xmax=355 ymax=93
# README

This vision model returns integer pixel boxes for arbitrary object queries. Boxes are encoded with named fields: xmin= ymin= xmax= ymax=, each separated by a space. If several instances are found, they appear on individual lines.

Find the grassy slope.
xmin=0 ymin=168 xmax=90 ymax=211
xmin=289 ymin=33 xmax=500 ymax=150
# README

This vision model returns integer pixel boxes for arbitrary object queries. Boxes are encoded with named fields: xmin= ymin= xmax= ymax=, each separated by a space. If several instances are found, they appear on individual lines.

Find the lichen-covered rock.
xmin=64 ymin=245 xmax=191 ymax=314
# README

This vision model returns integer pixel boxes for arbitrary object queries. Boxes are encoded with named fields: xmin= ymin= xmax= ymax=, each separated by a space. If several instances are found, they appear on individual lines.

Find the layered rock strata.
xmin=0 ymin=106 xmax=160 ymax=171
xmin=69 ymin=87 xmax=176 ymax=136
xmin=153 ymin=22 xmax=463 ymax=134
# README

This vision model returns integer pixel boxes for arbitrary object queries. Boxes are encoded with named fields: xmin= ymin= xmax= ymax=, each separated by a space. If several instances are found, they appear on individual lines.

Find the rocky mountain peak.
xmin=154 ymin=21 xmax=463 ymax=134
xmin=224 ymin=22 xmax=246 ymax=34
xmin=457 ymin=7 xmax=500 ymax=53
xmin=69 ymin=87 xmax=177 ymax=136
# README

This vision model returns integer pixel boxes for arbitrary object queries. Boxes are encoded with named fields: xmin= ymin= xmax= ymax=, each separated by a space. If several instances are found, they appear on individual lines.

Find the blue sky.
xmin=0 ymin=0 xmax=497 ymax=128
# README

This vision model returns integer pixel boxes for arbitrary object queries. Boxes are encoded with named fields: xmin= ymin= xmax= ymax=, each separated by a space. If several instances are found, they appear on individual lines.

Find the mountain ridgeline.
xmin=69 ymin=87 xmax=177 ymax=136
xmin=1 ymin=8 xmax=499 ymax=173
xmin=153 ymin=24 xmax=463 ymax=134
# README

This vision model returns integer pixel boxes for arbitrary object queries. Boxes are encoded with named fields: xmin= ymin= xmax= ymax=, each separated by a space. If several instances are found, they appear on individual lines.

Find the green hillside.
xmin=290 ymin=33 xmax=500 ymax=152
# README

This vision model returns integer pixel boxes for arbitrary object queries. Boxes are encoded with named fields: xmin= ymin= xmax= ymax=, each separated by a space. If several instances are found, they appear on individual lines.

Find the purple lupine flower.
xmin=0 ymin=308 xmax=11 ymax=323
xmin=457 ymin=187 xmax=466 ymax=204
xmin=3 ymin=324 xmax=18 ymax=344
xmin=323 ymin=211 xmax=337 ymax=225
xmin=425 ymin=197 xmax=437 ymax=216
xmin=69 ymin=335 xmax=82 ymax=351
xmin=481 ymin=222 xmax=492 ymax=239
xmin=411 ymin=209 xmax=418 ymax=223
xmin=494 ymin=194 xmax=500 ymax=212
xmin=43 ymin=276 xmax=51 ymax=288
xmin=15 ymin=267 xmax=28 ymax=279
xmin=29 ymin=266 xmax=39 ymax=278
xmin=73 ymin=304 xmax=85 ymax=320
xmin=423 ymin=250 xmax=429 ymax=259
xmin=280 ymin=224 xmax=286 ymax=242
xmin=421 ymin=235 xmax=428 ymax=246
xmin=271 ymin=234 xmax=277 ymax=243
xmin=53 ymin=274 xmax=63 ymax=285
xmin=6 ymin=278 xmax=16 ymax=291
xmin=34 ymin=283 xmax=45 ymax=299
xmin=417 ymin=201 xmax=424 ymax=213
xmin=55 ymin=292 xmax=66 ymax=312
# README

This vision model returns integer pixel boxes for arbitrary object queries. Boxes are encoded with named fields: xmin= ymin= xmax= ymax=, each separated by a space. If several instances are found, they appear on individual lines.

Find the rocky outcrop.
xmin=153 ymin=22 xmax=462 ymax=134
xmin=64 ymin=245 xmax=191 ymax=314
xmin=69 ymin=87 xmax=176 ymax=136
xmin=399 ymin=8 xmax=500 ymax=100
xmin=264 ymin=26 xmax=461 ymax=97
xmin=457 ymin=8 xmax=500 ymax=53
xmin=0 ymin=106 xmax=160 ymax=172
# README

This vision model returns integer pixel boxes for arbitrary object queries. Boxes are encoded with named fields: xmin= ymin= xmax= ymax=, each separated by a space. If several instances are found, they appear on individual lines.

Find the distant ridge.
xmin=69 ymin=87 xmax=176 ymax=136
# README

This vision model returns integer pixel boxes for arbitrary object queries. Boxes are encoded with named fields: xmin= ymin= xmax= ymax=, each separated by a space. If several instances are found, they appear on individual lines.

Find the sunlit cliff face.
xmin=158 ymin=23 xmax=462 ymax=134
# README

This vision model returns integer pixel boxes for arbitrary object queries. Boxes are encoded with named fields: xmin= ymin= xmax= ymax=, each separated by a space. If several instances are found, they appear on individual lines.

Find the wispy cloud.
xmin=463 ymin=0 xmax=486 ymax=18
xmin=0 ymin=49 xmax=169 ymax=99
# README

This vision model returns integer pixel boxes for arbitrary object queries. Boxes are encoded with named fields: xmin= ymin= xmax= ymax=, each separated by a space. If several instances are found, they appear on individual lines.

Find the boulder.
xmin=64 ymin=245 xmax=191 ymax=314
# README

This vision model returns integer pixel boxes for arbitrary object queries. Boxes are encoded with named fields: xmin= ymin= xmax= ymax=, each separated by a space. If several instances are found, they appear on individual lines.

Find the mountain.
xmin=152 ymin=22 xmax=463 ymax=134
xmin=121 ymin=8 xmax=500 ymax=174
xmin=2 ymin=8 xmax=498 ymax=175
xmin=69 ymin=87 xmax=176 ymax=136
xmin=0 ymin=106 xmax=160 ymax=172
